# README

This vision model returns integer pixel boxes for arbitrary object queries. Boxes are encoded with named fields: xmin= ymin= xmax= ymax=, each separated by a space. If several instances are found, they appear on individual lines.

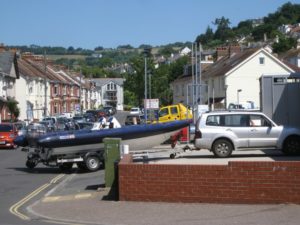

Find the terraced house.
xmin=16 ymin=53 xmax=102 ymax=121
xmin=0 ymin=45 xmax=117 ymax=122
xmin=0 ymin=46 xmax=19 ymax=122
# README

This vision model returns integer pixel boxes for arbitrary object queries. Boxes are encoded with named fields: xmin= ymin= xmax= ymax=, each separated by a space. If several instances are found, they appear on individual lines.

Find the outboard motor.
xmin=26 ymin=123 xmax=47 ymax=147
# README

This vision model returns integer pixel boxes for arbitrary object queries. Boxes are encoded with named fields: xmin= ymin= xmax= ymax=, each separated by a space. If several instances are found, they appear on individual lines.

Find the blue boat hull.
xmin=15 ymin=120 xmax=190 ymax=152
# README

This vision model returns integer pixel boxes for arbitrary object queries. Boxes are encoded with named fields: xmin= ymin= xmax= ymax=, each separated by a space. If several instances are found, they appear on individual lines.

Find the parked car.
xmin=129 ymin=107 xmax=141 ymax=115
xmin=125 ymin=115 xmax=142 ymax=125
xmin=42 ymin=116 xmax=57 ymax=124
xmin=14 ymin=121 xmax=27 ymax=136
xmin=0 ymin=123 xmax=18 ymax=149
xmin=72 ymin=115 xmax=86 ymax=123
xmin=85 ymin=109 xmax=109 ymax=118
xmin=77 ymin=122 xmax=95 ymax=130
xmin=39 ymin=120 xmax=56 ymax=132
xmin=194 ymin=111 xmax=300 ymax=157
xmin=103 ymin=106 xmax=116 ymax=115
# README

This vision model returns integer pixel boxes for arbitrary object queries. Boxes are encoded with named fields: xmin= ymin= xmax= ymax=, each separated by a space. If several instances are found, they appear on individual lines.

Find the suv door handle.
xmin=251 ymin=129 xmax=257 ymax=132
xmin=226 ymin=129 xmax=232 ymax=131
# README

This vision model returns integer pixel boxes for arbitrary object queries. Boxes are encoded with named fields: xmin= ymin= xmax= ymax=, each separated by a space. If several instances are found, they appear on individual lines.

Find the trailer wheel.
xmin=26 ymin=159 xmax=37 ymax=169
xmin=85 ymin=156 xmax=101 ymax=172
xmin=76 ymin=162 xmax=87 ymax=171
xmin=59 ymin=163 xmax=73 ymax=172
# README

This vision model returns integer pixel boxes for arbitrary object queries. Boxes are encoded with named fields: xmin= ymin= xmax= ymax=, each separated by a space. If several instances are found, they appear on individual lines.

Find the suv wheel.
xmin=283 ymin=136 xmax=300 ymax=155
xmin=212 ymin=139 xmax=233 ymax=158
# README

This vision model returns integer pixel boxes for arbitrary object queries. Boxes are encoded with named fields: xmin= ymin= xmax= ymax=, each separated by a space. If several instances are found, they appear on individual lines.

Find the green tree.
xmin=157 ymin=46 xmax=176 ymax=57
xmin=213 ymin=17 xmax=235 ymax=42
xmin=273 ymin=36 xmax=297 ymax=53
xmin=124 ymin=56 xmax=151 ymax=106
xmin=233 ymin=20 xmax=253 ymax=37
xmin=6 ymin=98 xmax=20 ymax=122
xmin=252 ymin=24 xmax=274 ymax=41
xmin=196 ymin=26 xmax=214 ymax=45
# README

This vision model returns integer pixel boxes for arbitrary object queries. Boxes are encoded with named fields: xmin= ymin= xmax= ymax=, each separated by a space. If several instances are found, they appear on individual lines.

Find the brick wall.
xmin=118 ymin=155 xmax=300 ymax=204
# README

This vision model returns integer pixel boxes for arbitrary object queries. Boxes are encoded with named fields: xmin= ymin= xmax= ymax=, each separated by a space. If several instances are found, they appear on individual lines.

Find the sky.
xmin=1 ymin=0 xmax=299 ymax=49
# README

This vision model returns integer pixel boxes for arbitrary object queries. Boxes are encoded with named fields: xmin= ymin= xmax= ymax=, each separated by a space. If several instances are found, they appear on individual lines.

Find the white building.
xmin=92 ymin=78 xmax=125 ymax=110
xmin=171 ymin=47 xmax=296 ymax=109
xmin=0 ymin=50 xmax=19 ymax=122
xmin=16 ymin=58 xmax=51 ymax=121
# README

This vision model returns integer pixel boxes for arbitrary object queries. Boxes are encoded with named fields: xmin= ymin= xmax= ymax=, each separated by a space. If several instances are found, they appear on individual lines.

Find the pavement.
xmin=26 ymin=146 xmax=300 ymax=225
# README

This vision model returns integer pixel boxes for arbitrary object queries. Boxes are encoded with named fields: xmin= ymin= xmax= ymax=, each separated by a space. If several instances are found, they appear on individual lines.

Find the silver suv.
xmin=194 ymin=111 xmax=300 ymax=157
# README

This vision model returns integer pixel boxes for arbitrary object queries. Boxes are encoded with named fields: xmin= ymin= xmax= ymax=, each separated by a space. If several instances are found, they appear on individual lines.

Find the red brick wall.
xmin=119 ymin=155 xmax=300 ymax=204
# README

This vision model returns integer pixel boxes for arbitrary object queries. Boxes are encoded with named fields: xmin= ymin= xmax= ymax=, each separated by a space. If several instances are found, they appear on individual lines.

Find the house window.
xmin=107 ymin=84 xmax=110 ymax=90
xmin=181 ymin=85 xmax=184 ymax=96
xmin=259 ymin=57 xmax=265 ymax=65
xmin=63 ymin=102 xmax=67 ymax=112
xmin=54 ymin=85 xmax=58 ymax=95
xmin=54 ymin=102 xmax=58 ymax=114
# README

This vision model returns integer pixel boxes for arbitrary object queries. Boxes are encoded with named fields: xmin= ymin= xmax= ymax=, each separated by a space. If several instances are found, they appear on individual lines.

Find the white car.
xmin=194 ymin=111 xmax=300 ymax=157
xmin=129 ymin=107 xmax=141 ymax=115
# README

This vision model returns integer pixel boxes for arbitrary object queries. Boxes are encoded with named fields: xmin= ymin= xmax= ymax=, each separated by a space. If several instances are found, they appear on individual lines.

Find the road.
xmin=0 ymin=148 xmax=61 ymax=224
xmin=0 ymin=111 xmax=126 ymax=225
xmin=0 ymin=147 xmax=104 ymax=225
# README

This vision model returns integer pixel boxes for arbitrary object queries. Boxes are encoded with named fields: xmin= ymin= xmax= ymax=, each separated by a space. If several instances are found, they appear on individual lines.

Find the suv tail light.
xmin=194 ymin=130 xmax=202 ymax=139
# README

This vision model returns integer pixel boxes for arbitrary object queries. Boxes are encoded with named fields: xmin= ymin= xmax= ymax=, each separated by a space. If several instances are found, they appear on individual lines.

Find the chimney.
xmin=229 ymin=44 xmax=241 ymax=57
xmin=216 ymin=46 xmax=229 ymax=60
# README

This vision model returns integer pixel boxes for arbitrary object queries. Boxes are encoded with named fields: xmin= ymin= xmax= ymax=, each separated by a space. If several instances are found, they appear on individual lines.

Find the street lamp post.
xmin=224 ymin=85 xmax=228 ymax=110
xmin=237 ymin=89 xmax=242 ymax=107
xmin=143 ymin=47 xmax=151 ymax=123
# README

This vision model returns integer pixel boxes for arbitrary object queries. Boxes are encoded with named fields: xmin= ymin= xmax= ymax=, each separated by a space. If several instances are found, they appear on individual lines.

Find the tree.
xmin=252 ymin=24 xmax=274 ymax=41
xmin=196 ymin=26 xmax=214 ymax=45
xmin=94 ymin=46 xmax=104 ymax=51
xmin=233 ymin=20 xmax=253 ymax=37
xmin=213 ymin=17 xmax=235 ymax=42
xmin=124 ymin=56 xmax=150 ymax=106
xmin=6 ymin=98 xmax=20 ymax=122
xmin=273 ymin=36 xmax=297 ymax=53
xmin=157 ymin=46 xmax=175 ymax=56
xmin=139 ymin=44 xmax=152 ymax=49
xmin=117 ymin=45 xmax=134 ymax=49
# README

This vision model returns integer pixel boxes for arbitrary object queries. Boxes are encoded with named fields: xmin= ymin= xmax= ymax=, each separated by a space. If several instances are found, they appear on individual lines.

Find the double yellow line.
xmin=9 ymin=174 xmax=65 ymax=220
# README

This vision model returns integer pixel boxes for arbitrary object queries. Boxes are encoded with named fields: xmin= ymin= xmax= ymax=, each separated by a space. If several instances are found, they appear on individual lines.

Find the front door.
xmin=248 ymin=114 xmax=281 ymax=148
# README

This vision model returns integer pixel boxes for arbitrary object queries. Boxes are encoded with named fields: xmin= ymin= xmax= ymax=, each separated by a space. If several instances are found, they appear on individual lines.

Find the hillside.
xmin=6 ymin=2 xmax=300 ymax=78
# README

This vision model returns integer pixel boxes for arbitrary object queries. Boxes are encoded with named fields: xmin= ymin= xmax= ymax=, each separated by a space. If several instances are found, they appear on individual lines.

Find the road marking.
xmin=9 ymin=174 xmax=65 ymax=220
xmin=51 ymin=174 xmax=65 ymax=184
xmin=42 ymin=193 xmax=94 ymax=202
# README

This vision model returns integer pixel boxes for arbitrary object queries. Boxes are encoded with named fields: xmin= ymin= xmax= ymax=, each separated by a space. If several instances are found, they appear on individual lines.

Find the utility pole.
xmin=79 ymin=69 xmax=82 ymax=114
xmin=143 ymin=47 xmax=151 ymax=123
xmin=44 ymin=51 xmax=47 ymax=117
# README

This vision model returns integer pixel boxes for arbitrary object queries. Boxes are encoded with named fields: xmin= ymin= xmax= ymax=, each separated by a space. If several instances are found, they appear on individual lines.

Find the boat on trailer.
xmin=14 ymin=120 xmax=190 ymax=172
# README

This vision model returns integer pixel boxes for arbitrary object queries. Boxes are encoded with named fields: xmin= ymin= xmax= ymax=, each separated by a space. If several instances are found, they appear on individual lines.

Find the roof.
xmin=202 ymin=48 xmax=295 ymax=79
xmin=0 ymin=51 xmax=19 ymax=79
xmin=201 ymin=48 xmax=258 ymax=79
xmin=280 ymin=48 xmax=300 ymax=59
xmin=92 ymin=78 xmax=125 ymax=87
